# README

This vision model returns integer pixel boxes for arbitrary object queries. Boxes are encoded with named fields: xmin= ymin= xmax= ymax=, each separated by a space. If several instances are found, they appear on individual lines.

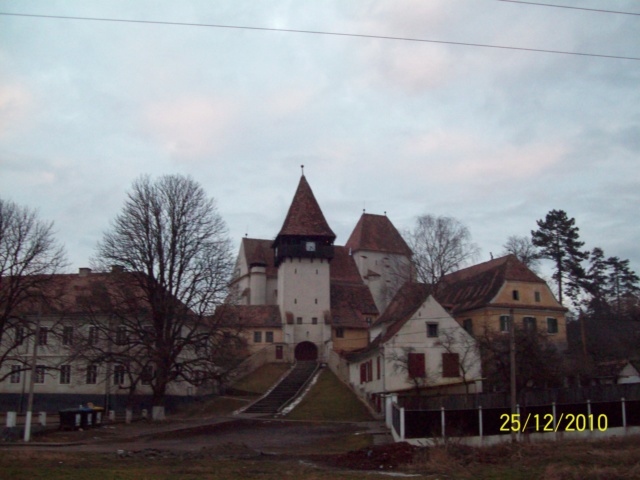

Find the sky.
xmin=1 ymin=0 xmax=639 ymax=278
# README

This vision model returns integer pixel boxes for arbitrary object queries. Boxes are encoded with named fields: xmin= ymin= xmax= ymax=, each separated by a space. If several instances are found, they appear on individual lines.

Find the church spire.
xmin=276 ymin=174 xmax=335 ymax=239
xmin=273 ymin=173 xmax=335 ymax=266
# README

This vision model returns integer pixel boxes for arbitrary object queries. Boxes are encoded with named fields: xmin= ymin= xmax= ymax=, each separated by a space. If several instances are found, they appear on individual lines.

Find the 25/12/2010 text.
xmin=499 ymin=413 xmax=608 ymax=432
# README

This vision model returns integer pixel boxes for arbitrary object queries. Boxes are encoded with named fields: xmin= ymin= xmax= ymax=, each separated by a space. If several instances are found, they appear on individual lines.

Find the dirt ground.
xmin=17 ymin=415 xmax=397 ymax=467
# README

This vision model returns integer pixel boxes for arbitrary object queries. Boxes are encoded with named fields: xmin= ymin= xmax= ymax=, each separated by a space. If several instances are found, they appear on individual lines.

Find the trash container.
xmin=59 ymin=405 xmax=104 ymax=430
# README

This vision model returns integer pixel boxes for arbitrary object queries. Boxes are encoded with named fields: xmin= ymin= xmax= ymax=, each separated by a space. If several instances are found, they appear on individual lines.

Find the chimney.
xmin=78 ymin=268 xmax=92 ymax=277
xmin=111 ymin=265 xmax=125 ymax=273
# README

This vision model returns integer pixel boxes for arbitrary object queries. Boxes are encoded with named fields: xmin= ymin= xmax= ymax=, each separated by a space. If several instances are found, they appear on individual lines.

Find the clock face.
xmin=305 ymin=241 xmax=316 ymax=252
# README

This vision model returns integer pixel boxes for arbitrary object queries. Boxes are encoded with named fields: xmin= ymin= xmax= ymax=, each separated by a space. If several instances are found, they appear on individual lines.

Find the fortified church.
xmin=227 ymin=170 xmax=412 ymax=363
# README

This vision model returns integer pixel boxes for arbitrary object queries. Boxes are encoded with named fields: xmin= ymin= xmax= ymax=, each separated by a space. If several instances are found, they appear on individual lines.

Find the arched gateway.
xmin=294 ymin=341 xmax=318 ymax=361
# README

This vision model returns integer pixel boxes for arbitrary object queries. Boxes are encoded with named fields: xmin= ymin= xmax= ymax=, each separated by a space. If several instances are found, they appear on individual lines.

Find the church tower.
xmin=273 ymin=171 xmax=335 ymax=361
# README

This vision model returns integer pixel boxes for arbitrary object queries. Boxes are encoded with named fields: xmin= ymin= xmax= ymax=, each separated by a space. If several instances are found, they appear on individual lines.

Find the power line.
xmin=1 ymin=11 xmax=639 ymax=61
xmin=496 ymin=0 xmax=640 ymax=16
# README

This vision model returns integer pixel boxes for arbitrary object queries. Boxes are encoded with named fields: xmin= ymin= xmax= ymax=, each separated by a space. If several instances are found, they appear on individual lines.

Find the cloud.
xmin=142 ymin=95 xmax=240 ymax=161
xmin=0 ymin=83 xmax=34 ymax=138
xmin=404 ymin=129 xmax=568 ymax=182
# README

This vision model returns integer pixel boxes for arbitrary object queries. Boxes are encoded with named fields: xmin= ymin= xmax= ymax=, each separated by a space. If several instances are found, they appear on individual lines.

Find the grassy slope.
xmin=231 ymin=363 xmax=291 ymax=395
xmin=285 ymin=368 xmax=374 ymax=422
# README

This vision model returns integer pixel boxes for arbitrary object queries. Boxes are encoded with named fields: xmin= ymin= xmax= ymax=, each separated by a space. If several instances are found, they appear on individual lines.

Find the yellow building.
xmin=435 ymin=255 xmax=568 ymax=347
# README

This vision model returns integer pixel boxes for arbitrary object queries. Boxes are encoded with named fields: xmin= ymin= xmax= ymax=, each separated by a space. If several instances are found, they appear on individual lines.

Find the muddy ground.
xmin=11 ymin=416 xmax=412 ymax=472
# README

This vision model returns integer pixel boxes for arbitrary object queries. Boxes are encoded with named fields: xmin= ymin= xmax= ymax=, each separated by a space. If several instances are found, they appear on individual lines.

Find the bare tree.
xmin=0 ymin=198 xmax=67 ymax=380
xmin=389 ymin=346 xmax=433 ymax=395
xmin=90 ymin=175 xmax=239 ymax=415
xmin=500 ymin=235 xmax=541 ymax=272
xmin=436 ymin=326 xmax=480 ymax=396
xmin=477 ymin=326 xmax=564 ymax=392
xmin=404 ymin=215 xmax=479 ymax=292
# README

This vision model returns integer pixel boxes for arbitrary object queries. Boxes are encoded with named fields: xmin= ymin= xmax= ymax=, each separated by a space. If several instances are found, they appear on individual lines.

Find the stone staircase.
xmin=243 ymin=361 xmax=319 ymax=415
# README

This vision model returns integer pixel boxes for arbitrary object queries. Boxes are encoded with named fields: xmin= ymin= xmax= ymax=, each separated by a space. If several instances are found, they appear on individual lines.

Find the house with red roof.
xmin=345 ymin=282 xmax=483 ymax=410
xmin=435 ymin=255 xmax=568 ymax=346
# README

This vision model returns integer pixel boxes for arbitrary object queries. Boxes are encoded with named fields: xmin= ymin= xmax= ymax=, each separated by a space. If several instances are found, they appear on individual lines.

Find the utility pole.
xmin=509 ymin=308 xmax=517 ymax=443
xmin=24 ymin=300 xmax=42 ymax=442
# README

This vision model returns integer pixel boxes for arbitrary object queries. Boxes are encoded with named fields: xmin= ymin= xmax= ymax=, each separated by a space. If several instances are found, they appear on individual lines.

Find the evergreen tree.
xmin=583 ymin=247 xmax=611 ymax=316
xmin=531 ymin=209 xmax=587 ymax=305
xmin=606 ymin=256 xmax=640 ymax=318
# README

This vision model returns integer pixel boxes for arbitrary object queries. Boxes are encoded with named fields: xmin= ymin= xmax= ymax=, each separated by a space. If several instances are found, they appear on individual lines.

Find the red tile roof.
xmin=435 ymin=255 xmax=567 ymax=315
xmin=241 ymin=238 xmax=276 ymax=276
xmin=345 ymin=213 xmax=411 ymax=256
xmin=6 ymin=270 xmax=158 ymax=317
xmin=347 ymin=282 xmax=431 ymax=360
xmin=330 ymin=283 xmax=379 ymax=329
xmin=330 ymin=246 xmax=364 ymax=284
xmin=276 ymin=175 xmax=336 ymax=239
xmin=212 ymin=304 xmax=281 ymax=328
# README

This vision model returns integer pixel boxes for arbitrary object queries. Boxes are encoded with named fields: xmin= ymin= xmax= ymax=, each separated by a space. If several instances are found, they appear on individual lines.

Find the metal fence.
xmin=392 ymin=397 xmax=640 ymax=441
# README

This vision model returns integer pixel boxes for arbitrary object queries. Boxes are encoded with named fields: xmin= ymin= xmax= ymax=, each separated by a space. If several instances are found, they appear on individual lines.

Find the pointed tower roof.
xmin=276 ymin=175 xmax=336 ymax=239
xmin=345 ymin=213 xmax=411 ymax=256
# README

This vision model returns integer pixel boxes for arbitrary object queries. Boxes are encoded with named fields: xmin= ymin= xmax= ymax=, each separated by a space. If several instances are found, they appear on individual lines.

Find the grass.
xmin=175 ymin=396 xmax=249 ymax=418
xmin=2 ymin=433 xmax=640 ymax=479
xmin=231 ymin=363 xmax=291 ymax=395
xmin=407 ymin=435 xmax=640 ymax=479
xmin=285 ymin=368 xmax=374 ymax=422
xmin=0 ymin=451 xmax=373 ymax=480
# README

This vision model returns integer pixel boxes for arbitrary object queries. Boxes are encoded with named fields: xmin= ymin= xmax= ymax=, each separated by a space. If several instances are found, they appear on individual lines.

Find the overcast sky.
xmin=1 ymin=0 xmax=639 ymax=277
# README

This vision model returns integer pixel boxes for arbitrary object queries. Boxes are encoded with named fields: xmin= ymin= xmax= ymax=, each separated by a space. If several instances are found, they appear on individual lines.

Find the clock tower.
xmin=273 ymin=172 xmax=335 ymax=361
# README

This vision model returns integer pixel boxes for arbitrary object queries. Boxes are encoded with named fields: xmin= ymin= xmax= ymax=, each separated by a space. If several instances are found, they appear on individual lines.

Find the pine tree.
xmin=531 ymin=209 xmax=588 ymax=305
xmin=606 ymin=256 xmax=640 ymax=318
xmin=583 ymin=247 xmax=612 ymax=316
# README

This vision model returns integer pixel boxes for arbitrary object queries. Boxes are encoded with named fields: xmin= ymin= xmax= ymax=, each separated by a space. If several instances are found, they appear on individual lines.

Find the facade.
xmin=435 ymin=255 xmax=568 ymax=347
xmin=0 ymin=269 xmax=220 ymax=412
xmin=345 ymin=283 xmax=483 ymax=411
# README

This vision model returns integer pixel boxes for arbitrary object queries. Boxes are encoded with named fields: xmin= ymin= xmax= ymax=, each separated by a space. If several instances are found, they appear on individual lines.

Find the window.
xmin=63 ymin=327 xmax=73 ymax=346
xmin=141 ymin=365 xmax=153 ymax=385
xmin=523 ymin=317 xmax=537 ymax=332
xmin=86 ymin=365 xmax=97 ymax=384
xmin=500 ymin=315 xmax=511 ymax=333
xmin=376 ymin=356 xmax=381 ymax=380
xmin=37 ymin=327 xmax=48 ymax=346
xmin=366 ymin=317 xmax=372 ymax=326
xmin=311 ymin=317 xmax=318 ymax=325
xmin=314 ymin=298 xmax=318 ymax=304
xmin=335 ymin=327 xmax=344 ymax=338
xmin=265 ymin=331 xmax=274 ymax=343
xmin=426 ymin=323 xmax=439 ymax=338
xmin=408 ymin=353 xmax=426 ymax=378
xmin=534 ymin=291 xmax=541 ymax=302
xmin=88 ymin=327 xmax=99 ymax=346
xmin=296 ymin=317 xmax=303 ymax=325
xmin=253 ymin=331 xmax=262 ymax=343
xmin=442 ymin=353 xmax=460 ymax=378
xmin=14 ymin=326 xmax=24 ymax=346
xmin=10 ymin=365 xmax=21 ymax=384
xmin=35 ymin=365 xmax=46 ymax=384
xmin=113 ymin=364 xmax=126 ymax=386
xmin=512 ymin=290 xmax=520 ymax=301
xmin=547 ymin=317 xmax=558 ymax=334
xmin=463 ymin=318 xmax=473 ymax=335
xmin=116 ymin=326 xmax=127 ymax=345
xmin=359 ymin=360 xmax=373 ymax=384
xmin=60 ymin=365 xmax=71 ymax=384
